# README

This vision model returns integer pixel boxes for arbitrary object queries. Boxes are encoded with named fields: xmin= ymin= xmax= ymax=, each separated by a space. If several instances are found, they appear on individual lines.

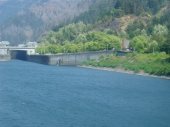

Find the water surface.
xmin=0 ymin=60 xmax=170 ymax=127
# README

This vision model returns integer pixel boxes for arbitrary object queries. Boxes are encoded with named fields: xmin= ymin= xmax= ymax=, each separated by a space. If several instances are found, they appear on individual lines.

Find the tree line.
xmin=37 ymin=0 xmax=170 ymax=54
xmin=36 ymin=22 xmax=121 ymax=54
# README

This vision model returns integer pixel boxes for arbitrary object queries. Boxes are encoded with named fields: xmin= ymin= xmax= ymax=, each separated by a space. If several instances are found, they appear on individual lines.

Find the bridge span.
xmin=0 ymin=47 xmax=36 ymax=55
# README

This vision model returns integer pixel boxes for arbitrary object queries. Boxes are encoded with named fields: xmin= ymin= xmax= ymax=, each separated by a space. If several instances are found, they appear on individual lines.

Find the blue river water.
xmin=0 ymin=60 xmax=170 ymax=127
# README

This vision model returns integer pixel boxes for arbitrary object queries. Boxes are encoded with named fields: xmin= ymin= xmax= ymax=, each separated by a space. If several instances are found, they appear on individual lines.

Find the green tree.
xmin=147 ymin=40 xmax=159 ymax=53
xmin=152 ymin=24 xmax=168 ymax=46
xmin=131 ymin=35 xmax=149 ymax=53
xmin=161 ymin=32 xmax=170 ymax=54
xmin=86 ymin=31 xmax=121 ymax=50
xmin=85 ymin=41 xmax=100 ymax=51
xmin=36 ymin=45 xmax=48 ymax=54
xmin=75 ymin=34 xmax=87 ymax=43
xmin=126 ymin=20 xmax=146 ymax=38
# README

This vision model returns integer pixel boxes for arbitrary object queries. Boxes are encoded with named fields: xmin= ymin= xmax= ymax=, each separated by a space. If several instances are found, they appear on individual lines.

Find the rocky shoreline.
xmin=80 ymin=65 xmax=170 ymax=80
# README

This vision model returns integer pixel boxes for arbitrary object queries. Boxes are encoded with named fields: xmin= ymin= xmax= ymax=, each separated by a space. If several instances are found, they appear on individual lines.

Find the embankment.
xmin=27 ymin=51 xmax=113 ymax=66
xmin=83 ymin=53 xmax=170 ymax=77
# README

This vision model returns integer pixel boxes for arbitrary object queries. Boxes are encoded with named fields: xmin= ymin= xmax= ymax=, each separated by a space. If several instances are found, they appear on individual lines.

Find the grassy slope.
xmin=83 ymin=53 xmax=170 ymax=76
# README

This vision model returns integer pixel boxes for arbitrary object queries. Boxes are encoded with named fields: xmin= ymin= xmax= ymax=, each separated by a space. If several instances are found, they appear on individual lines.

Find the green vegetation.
xmin=36 ymin=0 xmax=170 ymax=76
xmin=84 ymin=53 xmax=170 ymax=76
xmin=37 ymin=0 xmax=170 ymax=54
xmin=36 ymin=22 xmax=121 ymax=54
xmin=74 ymin=0 xmax=168 ymax=23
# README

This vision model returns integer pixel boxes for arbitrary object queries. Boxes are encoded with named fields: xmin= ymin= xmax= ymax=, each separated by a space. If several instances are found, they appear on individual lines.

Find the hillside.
xmin=0 ymin=0 xmax=93 ymax=45
xmin=38 ymin=0 xmax=170 ymax=54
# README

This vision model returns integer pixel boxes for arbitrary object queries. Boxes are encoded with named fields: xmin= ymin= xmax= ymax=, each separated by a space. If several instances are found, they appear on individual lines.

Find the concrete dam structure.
xmin=1 ymin=45 xmax=129 ymax=66
xmin=27 ymin=51 xmax=113 ymax=66
xmin=0 ymin=45 xmax=113 ymax=65
xmin=7 ymin=50 xmax=113 ymax=66
xmin=0 ymin=44 xmax=130 ymax=65
xmin=0 ymin=46 xmax=36 ymax=61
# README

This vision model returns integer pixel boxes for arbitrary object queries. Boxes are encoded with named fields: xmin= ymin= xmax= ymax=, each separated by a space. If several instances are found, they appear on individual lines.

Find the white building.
xmin=0 ymin=41 xmax=10 ymax=55
xmin=26 ymin=42 xmax=38 ymax=48
xmin=18 ymin=44 xmax=26 ymax=48
xmin=0 ymin=41 xmax=10 ymax=47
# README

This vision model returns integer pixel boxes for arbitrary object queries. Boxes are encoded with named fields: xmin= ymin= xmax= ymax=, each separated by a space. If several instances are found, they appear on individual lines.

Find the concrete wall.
xmin=2 ymin=50 xmax=113 ymax=65
xmin=27 ymin=51 xmax=113 ymax=66
xmin=27 ymin=55 xmax=50 ymax=65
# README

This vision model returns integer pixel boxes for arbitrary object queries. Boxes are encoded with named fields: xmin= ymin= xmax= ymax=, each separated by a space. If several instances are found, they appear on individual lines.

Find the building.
xmin=0 ymin=41 xmax=10 ymax=47
xmin=121 ymin=39 xmax=130 ymax=51
xmin=0 ymin=41 xmax=10 ymax=55
xmin=26 ymin=42 xmax=38 ymax=48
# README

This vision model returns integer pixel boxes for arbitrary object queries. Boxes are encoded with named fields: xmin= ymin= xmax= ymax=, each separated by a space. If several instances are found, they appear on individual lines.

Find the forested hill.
xmin=38 ymin=0 xmax=170 ymax=54
xmin=73 ymin=0 xmax=169 ymax=30
xmin=0 ymin=0 xmax=93 ymax=45
xmin=74 ymin=0 xmax=168 ymax=23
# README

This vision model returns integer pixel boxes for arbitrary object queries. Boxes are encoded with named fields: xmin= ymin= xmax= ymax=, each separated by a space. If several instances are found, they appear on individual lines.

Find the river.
xmin=0 ymin=60 xmax=170 ymax=127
